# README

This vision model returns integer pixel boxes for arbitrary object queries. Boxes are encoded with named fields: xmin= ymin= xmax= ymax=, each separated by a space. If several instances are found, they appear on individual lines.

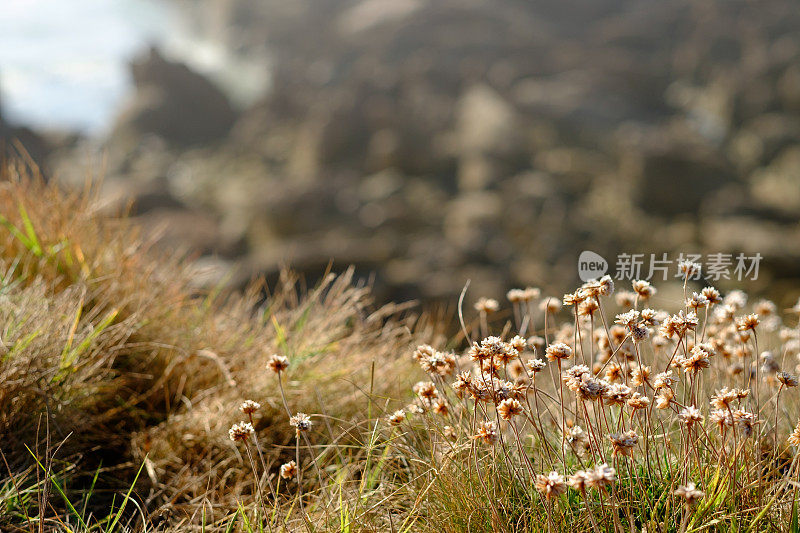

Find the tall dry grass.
xmin=0 ymin=159 xmax=437 ymax=531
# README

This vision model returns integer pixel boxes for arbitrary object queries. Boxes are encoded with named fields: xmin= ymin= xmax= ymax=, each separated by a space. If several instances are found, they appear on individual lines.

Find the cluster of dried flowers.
xmin=394 ymin=264 xmax=800 ymax=530
xmin=226 ymin=353 xmax=321 ymax=526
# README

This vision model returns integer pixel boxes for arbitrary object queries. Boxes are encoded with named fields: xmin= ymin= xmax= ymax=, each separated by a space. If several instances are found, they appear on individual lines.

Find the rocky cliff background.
xmin=4 ymin=0 xmax=800 ymax=305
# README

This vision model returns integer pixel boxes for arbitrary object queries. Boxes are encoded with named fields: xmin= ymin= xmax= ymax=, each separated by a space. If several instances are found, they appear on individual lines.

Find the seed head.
xmin=413 ymin=381 xmax=438 ymax=400
xmin=568 ymin=470 xmax=592 ymax=493
xmin=778 ymin=372 xmax=799 ymax=388
xmin=280 ymin=460 xmax=297 ymax=480
xmin=387 ymin=409 xmax=406 ymax=426
xmin=615 ymin=291 xmax=636 ymax=307
xmin=535 ymin=472 xmax=567 ymax=499
xmin=626 ymin=392 xmax=650 ymax=410
xmin=679 ymin=406 xmax=704 ymax=426
xmin=587 ymin=463 xmax=615 ymax=490
xmin=497 ymin=398 xmax=523 ymax=420
xmin=655 ymin=389 xmax=674 ymax=409
xmin=603 ymin=383 xmax=632 ymax=406
xmin=632 ymin=280 xmax=656 ymax=299
xmin=598 ymin=275 xmax=615 ymax=296
xmin=540 ymin=298 xmax=562 ymax=314
xmin=471 ymin=420 xmax=498 ymax=445
xmin=289 ymin=413 xmax=313 ymax=434
xmin=678 ymin=260 xmax=702 ymax=279
xmin=526 ymin=358 xmax=547 ymax=373
xmin=432 ymin=398 xmax=449 ymax=416
xmin=239 ymin=400 xmax=261 ymax=415
xmin=631 ymin=365 xmax=650 ymax=386
xmin=652 ymin=370 xmax=676 ymax=390
xmin=229 ymin=421 xmax=255 ymax=443
xmin=701 ymin=286 xmax=722 ymax=305
xmin=267 ymin=354 xmax=290 ymax=374
xmin=788 ymin=420 xmax=800 ymax=447
xmin=609 ymin=430 xmax=638 ymax=458
xmin=475 ymin=297 xmax=499 ymax=314
xmin=675 ymin=483 xmax=705 ymax=506
xmin=605 ymin=362 xmax=623 ymax=382
xmin=545 ymin=342 xmax=573 ymax=361
xmin=736 ymin=314 xmax=759 ymax=332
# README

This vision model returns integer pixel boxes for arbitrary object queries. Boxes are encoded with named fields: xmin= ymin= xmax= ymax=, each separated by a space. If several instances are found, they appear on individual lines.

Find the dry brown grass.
xmin=0 ymin=158 xmax=437 ymax=531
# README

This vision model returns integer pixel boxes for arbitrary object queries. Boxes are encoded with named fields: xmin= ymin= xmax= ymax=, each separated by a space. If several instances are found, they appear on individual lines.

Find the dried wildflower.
xmin=615 ymin=310 xmax=640 ymax=329
xmin=453 ymin=371 xmax=473 ymax=395
xmin=578 ymin=298 xmax=600 ymax=317
xmin=631 ymin=324 xmax=650 ymax=342
xmin=653 ymin=370 xmax=676 ymax=390
xmin=632 ymin=280 xmax=656 ymax=299
xmin=587 ymin=463 xmax=616 ymax=490
xmin=710 ymin=409 xmax=734 ymax=431
xmin=599 ymin=275 xmax=615 ymax=296
xmin=631 ymin=365 xmax=650 ymax=386
xmin=413 ymin=381 xmax=438 ymax=400
xmin=733 ymin=409 xmax=758 ymax=437
xmin=778 ymin=371 xmax=799 ymax=388
xmin=508 ymin=287 xmax=540 ymax=303
xmin=432 ymin=398 xmax=449 ymax=416
xmin=603 ymin=383 xmax=632 ymax=406
xmin=627 ymin=392 xmax=650 ymax=410
xmin=289 ymin=413 xmax=313 ymax=434
xmin=678 ymin=346 xmax=711 ymax=374
xmin=471 ymin=420 xmax=498 ymax=445
xmin=701 ymin=286 xmax=722 ymax=305
xmin=419 ymin=350 xmax=457 ymax=376
xmin=239 ymin=400 xmax=261 ymax=415
xmin=651 ymin=334 xmax=669 ymax=349
xmin=605 ymin=362 xmax=623 ymax=382
xmin=577 ymin=376 xmax=608 ymax=401
xmin=616 ymin=291 xmax=636 ymax=307
xmin=526 ymin=358 xmax=547 ymax=373
xmin=755 ymin=299 xmax=777 ymax=316
xmin=407 ymin=403 xmax=425 ymax=414
xmin=656 ymin=389 xmax=674 ymax=409
xmin=686 ymin=292 xmax=709 ymax=311
xmin=641 ymin=308 xmax=659 ymax=326
xmin=229 ymin=421 xmax=255 ymax=443
xmin=609 ymin=430 xmax=638 ymax=457
xmin=507 ymin=289 xmax=526 ymax=303
xmin=413 ymin=344 xmax=435 ymax=362
xmin=387 ymin=409 xmax=406 ymax=426
xmin=474 ymin=297 xmax=499 ymax=313
xmin=675 ymin=483 xmax=705 ymax=506
xmin=497 ymin=398 xmax=523 ymax=420
xmin=280 ymin=460 xmax=298 ymax=480
xmin=678 ymin=260 xmax=701 ymax=279
xmin=568 ymin=470 xmax=592 ymax=493
xmin=788 ymin=421 xmax=800 ymax=446
xmin=267 ymin=354 xmax=290 ymax=374
xmin=545 ymin=342 xmax=573 ymax=361
xmin=540 ymin=297 xmax=562 ymax=314
xmin=564 ymin=425 xmax=589 ymax=451
xmin=661 ymin=311 xmax=699 ymax=338
xmin=736 ymin=314 xmax=760 ymax=332
xmin=724 ymin=290 xmax=748 ymax=310
xmin=535 ymin=472 xmax=567 ymax=499
xmin=563 ymin=366 xmax=591 ymax=392
xmin=710 ymin=387 xmax=740 ymax=410
xmin=679 ymin=406 xmax=704 ymax=426
xmin=472 ymin=336 xmax=511 ymax=362
xmin=509 ymin=335 xmax=527 ymax=353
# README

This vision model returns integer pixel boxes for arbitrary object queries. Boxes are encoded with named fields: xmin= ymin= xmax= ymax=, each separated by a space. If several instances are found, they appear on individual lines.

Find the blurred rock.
xmin=111 ymin=48 xmax=237 ymax=147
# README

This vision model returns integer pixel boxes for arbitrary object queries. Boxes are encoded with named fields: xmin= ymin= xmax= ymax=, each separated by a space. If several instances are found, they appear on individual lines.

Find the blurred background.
xmin=2 ymin=0 xmax=800 ymax=306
